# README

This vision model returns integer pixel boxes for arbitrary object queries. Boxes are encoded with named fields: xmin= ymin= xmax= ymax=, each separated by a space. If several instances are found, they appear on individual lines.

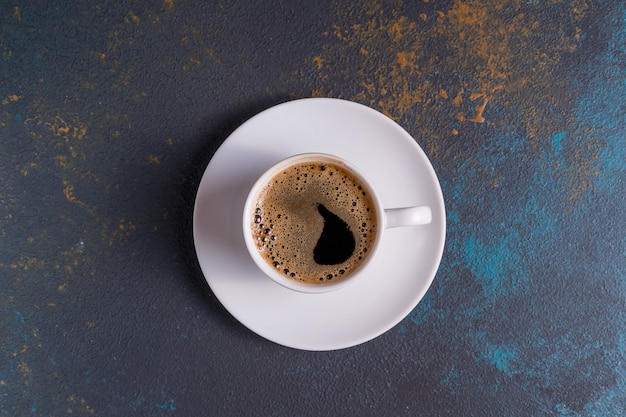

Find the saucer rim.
xmin=193 ymin=98 xmax=446 ymax=350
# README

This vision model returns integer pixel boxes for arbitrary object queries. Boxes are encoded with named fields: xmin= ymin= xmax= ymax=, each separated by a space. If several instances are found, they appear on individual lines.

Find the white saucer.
xmin=193 ymin=98 xmax=445 ymax=351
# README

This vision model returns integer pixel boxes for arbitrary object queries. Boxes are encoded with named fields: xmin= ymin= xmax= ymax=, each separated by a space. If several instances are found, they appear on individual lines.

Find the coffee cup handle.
xmin=384 ymin=206 xmax=432 ymax=229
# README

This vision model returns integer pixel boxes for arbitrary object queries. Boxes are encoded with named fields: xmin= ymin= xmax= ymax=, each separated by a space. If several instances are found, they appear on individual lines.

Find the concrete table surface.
xmin=1 ymin=1 xmax=624 ymax=416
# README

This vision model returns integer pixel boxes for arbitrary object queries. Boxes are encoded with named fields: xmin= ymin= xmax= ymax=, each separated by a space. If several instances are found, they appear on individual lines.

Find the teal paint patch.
xmin=155 ymin=400 xmax=176 ymax=411
xmin=446 ymin=208 xmax=459 ymax=225
xmin=395 ymin=322 xmax=408 ymax=336
xmin=483 ymin=343 xmax=519 ymax=376
xmin=552 ymin=131 xmax=565 ymax=153
xmin=284 ymin=365 xmax=310 ymax=375
xmin=523 ymin=193 xmax=558 ymax=240
xmin=462 ymin=231 xmax=524 ymax=300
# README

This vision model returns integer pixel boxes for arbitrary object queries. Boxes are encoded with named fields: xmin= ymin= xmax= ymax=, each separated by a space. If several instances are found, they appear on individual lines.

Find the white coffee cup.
xmin=243 ymin=153 xmax=432 ymax=293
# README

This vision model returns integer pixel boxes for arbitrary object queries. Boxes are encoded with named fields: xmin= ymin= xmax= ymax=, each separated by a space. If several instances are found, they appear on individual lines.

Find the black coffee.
xmin=250 ymin=160 xmax=378 ymax=285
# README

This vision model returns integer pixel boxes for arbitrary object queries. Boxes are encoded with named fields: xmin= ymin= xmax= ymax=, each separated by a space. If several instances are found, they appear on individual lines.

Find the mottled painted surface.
xmin=1 ymin=1 xmax=624 ymax=416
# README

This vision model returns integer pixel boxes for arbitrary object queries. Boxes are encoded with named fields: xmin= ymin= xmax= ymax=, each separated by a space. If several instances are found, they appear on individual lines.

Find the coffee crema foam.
xmin=250 ymin=160 xmax=378 ymax=285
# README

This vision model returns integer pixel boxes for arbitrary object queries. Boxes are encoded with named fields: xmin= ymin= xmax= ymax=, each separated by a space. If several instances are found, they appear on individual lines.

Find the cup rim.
xmin=242 ymin=152 xmax=385 ymax=294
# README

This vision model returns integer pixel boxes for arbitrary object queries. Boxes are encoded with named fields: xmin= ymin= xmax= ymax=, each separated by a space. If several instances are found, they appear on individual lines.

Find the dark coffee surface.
xmin=250 ymin=160 xmax=378 ymax=284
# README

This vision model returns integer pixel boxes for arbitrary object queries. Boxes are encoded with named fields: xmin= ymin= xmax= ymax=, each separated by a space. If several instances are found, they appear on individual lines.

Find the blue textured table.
xmin=1 ymin=1 xmax=624 ymax=416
